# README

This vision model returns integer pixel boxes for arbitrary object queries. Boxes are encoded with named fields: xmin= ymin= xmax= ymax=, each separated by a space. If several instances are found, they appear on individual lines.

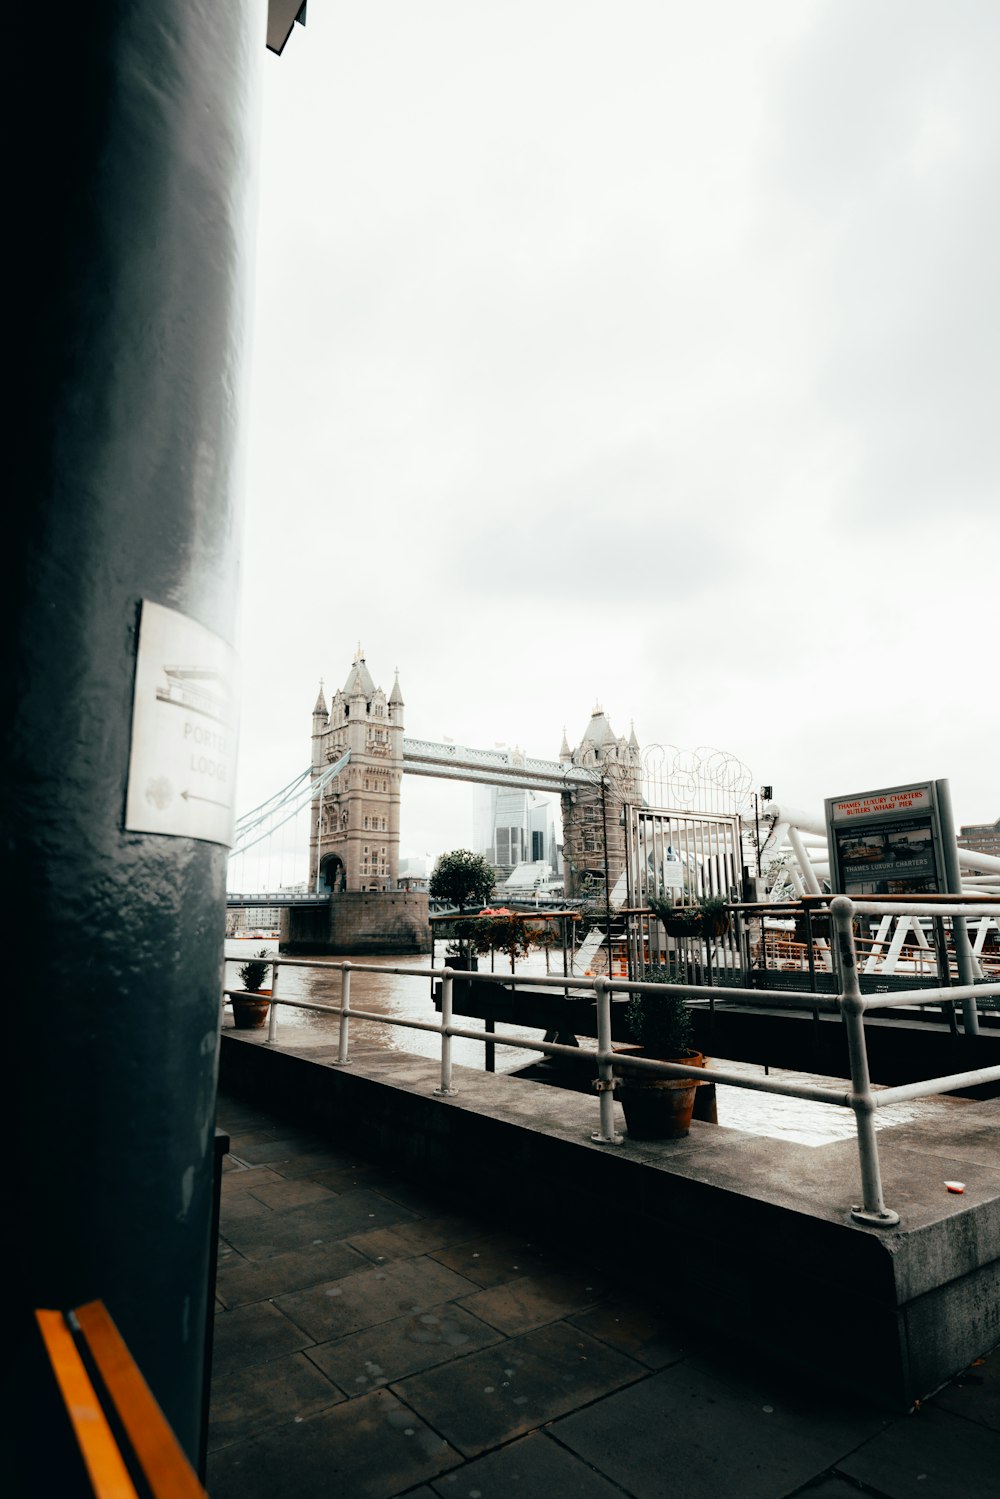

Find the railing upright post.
xmin=831 ymin=896 xmax=899 ymax=1227
xmin=435 ymin=968 xmax=457 ymax=1096
xmin=334 ymin=962 xmax=352 ymax=1066
xmin=267 ymin=958 xmax=279 ymax=1044
xmin=591 ymin=977 xmax=623 ymax=1145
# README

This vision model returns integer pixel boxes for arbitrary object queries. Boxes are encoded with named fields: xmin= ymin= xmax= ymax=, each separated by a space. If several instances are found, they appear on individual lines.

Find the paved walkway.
xmin=209 ymin=1090 xmax=998 ymax=1499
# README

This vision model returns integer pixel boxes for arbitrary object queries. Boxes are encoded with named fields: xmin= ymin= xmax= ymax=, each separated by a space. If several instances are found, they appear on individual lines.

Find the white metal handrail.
xmin=223 ymin=896 xmax=1000 ymax=1227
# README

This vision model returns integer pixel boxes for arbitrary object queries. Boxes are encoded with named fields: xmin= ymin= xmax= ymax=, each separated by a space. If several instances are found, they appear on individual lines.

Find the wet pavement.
xmin=209 ymin=1090 xmax=998 ymax=1499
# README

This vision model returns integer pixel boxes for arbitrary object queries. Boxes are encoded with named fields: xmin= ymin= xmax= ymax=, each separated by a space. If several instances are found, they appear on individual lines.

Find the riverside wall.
xmin=280 ymin=891 xmax=431 ymax=955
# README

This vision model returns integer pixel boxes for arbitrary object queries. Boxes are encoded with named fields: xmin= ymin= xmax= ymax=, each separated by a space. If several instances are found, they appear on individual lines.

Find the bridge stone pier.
xmin=281 ymin=889 xmax=430 ymax=955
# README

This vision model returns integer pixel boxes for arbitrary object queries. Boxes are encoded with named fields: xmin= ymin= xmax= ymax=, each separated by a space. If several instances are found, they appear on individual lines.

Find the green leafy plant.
xmin=237 ymin=949 xmax=271 ymax=993
xmin=648 ymin=892 xmax=731 ymax=940
xmin=429 ymin=849 xmax=495 ymax=912
xmin=697 ymin=895 xmax=731 ymax=938
xmin=625 ymin=965 xmax=694 ymax=1055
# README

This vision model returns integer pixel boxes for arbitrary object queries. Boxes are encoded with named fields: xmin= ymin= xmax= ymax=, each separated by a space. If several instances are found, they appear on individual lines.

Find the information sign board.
xmin=825 ymin=780 xmax=944 ymax=897
xmin=124 ymin=600 xmax=239 ymax=847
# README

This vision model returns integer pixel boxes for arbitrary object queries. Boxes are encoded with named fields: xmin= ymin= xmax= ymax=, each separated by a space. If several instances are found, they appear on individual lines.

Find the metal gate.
xmin=623 ymin=803 xmax=745 ymax=983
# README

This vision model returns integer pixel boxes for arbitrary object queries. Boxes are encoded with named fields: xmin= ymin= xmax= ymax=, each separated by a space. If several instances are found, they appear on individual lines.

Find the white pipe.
xmin=788 ymin=825 xmax=822 ymax=896
xmin=761 ymin=803 xmax=826 ymax=837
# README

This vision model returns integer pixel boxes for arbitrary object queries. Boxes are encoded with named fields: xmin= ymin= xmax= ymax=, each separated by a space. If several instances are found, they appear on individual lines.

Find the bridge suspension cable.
xmin=229 ymin=752 xmax=351 ymax=859
xmin=234 ymin=766 xmax=314 ymax=834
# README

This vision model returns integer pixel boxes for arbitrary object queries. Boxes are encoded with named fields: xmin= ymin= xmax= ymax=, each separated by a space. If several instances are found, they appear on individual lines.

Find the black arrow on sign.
xmin=181 ymin=790 xmax=232 ymax=811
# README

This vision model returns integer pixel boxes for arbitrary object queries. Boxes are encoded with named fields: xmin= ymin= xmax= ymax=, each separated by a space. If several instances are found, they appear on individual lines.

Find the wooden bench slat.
xmin=72 ymin=1301 xmax=208 ymax=1499
xmin=36 ymin=1302 xmax=208 ymax=1498
xmin=35 ymin=1309 xmax=140 ymax=1499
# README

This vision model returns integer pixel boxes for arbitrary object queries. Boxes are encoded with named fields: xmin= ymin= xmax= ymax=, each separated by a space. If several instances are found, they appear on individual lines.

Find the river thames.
xmin=223 ymin=939 xmax=971 ymax=1148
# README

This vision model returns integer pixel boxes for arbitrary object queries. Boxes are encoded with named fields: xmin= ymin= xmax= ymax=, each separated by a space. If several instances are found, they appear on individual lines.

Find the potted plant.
xmin=697 ymin=895 xmax=731 ymax=940
xmin=615 ymin=966 xmax=704 ymax=1139
xmin=649 ymin=893 xmax=731 ymax=941
xmin=232 ymin=949 xmax=272 ymax=1030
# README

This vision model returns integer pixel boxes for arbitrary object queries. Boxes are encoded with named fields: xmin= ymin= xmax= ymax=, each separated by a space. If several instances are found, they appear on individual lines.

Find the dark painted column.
xmin=9 ymin=1 xmax=265 ymax=1472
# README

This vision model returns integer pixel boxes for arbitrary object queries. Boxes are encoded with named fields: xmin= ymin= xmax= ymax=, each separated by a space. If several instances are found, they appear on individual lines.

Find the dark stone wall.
xmin=282 ymin=891 xmax=432 ymax=953
xmin=9 ymin=1 xmax=265 ymax=1473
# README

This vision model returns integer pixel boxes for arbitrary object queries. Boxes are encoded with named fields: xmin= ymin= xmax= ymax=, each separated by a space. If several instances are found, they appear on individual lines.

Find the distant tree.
xmin=429 ymin=849 xmax=495 ymax=912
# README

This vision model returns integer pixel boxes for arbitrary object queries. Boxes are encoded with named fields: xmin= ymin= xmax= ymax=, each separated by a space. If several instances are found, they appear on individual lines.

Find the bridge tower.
xmin=560 ymin=707 xmax=641 ymax=899
xmin=309 ymin=650 xmax=404 ymax=892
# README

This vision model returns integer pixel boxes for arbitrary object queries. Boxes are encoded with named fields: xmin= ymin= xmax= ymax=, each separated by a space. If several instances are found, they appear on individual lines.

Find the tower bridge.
xmin=305 ymin=651 xmax=642 ymax=900
xmin=228 ymin=648 xmax=648 ymax=910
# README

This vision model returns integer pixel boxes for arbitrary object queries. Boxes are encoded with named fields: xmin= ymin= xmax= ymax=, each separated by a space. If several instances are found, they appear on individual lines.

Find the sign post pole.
xmin=936 ymin=779 xmax=979 ymax=1034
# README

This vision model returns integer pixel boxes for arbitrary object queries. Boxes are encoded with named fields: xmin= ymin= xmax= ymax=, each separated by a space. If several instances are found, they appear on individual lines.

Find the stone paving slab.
xmin=306 ymin=1161 xmax=405 ymax=1193
xmin=427 ymin=1230 xmax=551 ymax=1288
xmin=566 ymin=1297 xmax=689 ymax=1369
xmin=275 ymin=1256 xmax=479 ymax=1343
xmin=391 ymin=1320 xmax=645 ymax=1457
xmin=216 ymin=1237 xmax=368 ymax=1308
xmin=243 ymin=1176 xmax=337 ymax=1210
xmin=216 ymin=1190 xmax=274 ymax=1223
xmin=550 ymin=1350 xmax=889 ymax=1499
xmin=931 ymin=1349 xmax=998 ymax=1432
xmin=220 ymin=1165 xmax=285 ymax=1197
xmin=346 ymin=1214 xmax=485 ymax=1265
xmin=209 ymin=1351 xmax=343 ymax=1449
xmin=234 ymin=1143 xmax=360 ymax=1175
xmin=804 ymin=1481 xmax=876 ymax=1499
xmin=456 ymin=1267 xmax=609 ymax=1336
xmin=837 ymin=1403 xmax=1000 ymax=1498
xmin=211 ymin=1300 xmax=316 ymax=1378
xmin=306 ymin=1304 xmax=504 ymax=1392
xmin=208 ymin=1386 xmax=461 ymax=1499
xmin=430 ymin=1430 xmax=623 ymax=1498
xmin=223 ymin=1189 xmax=417 ymax=1261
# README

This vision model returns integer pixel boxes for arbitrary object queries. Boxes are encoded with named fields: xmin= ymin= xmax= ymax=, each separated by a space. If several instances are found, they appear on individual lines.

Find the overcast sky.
xmin=235 ymin=0 xmax=999 ymax=871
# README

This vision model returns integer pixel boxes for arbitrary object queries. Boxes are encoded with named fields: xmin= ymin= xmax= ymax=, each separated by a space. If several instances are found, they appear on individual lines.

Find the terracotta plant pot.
xmin=232 ymin=992 xmax=271 ymax=1030
xmin=616 ymin=1048 xmax=705 ymax=1140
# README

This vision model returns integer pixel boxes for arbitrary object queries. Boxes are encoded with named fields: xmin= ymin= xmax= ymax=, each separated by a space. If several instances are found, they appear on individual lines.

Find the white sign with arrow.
xmin=124 ymin=599 xmax=239 ymax=847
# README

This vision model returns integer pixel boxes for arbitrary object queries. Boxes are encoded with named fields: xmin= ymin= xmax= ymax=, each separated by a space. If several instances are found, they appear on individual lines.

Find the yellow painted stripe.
xmin=35 ymin=1309 xmax=140 ymax=1499
xmin=74 ymin=1301 xmax=207 ymax=1498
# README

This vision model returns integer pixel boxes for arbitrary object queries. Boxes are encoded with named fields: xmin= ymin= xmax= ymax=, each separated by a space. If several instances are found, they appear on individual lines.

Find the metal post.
xmin=591 ymin=978 xmax=622 ymax=1145
xmin=804 ymin=905 xmax=818 ymax=993
xmin=435 ymin=969 xmax=457 ymax=1095
xmin=937 ymin=779 xmax=980 ymax=1033
xmin=334 ymin=963 xmax=352 ymax=1066
xmin=831 ymin=897 xmax=899 ymax=1227
xmin=266 ymin=959 xmax=280 ymax=1044
xmin=933 ymin=914 xmax=960 ymax=1035
xmin=600 ymin=775 xmax=613 ymax=976
xmin=315 ymin=780 xmax=323 ymax=894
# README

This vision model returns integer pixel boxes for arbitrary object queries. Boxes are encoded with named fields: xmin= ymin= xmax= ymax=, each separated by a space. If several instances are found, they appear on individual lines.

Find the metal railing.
xmin=223 ymin=896 xmax=1000 ymax=1228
